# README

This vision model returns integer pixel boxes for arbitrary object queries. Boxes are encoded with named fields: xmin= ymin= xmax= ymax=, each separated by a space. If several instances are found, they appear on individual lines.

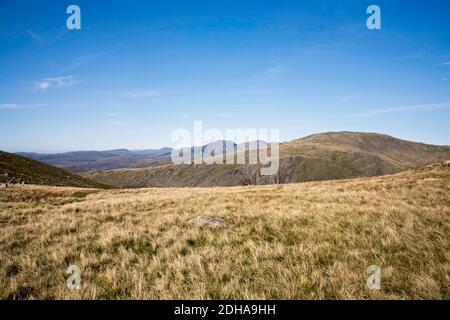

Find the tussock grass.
xmin=0 ymin=166 xmax=449 ymax=299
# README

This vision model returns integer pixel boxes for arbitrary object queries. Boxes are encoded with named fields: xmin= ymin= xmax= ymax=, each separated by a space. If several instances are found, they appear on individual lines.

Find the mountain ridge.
xmin=80 ymin=131 xmax=450 ymax=188
xmin=16 ymin=141 xmax=269 ymax=173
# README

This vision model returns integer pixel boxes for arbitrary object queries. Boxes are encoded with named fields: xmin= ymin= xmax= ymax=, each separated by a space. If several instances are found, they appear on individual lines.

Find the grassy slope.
xmin=82 ymin=132 xmax=450 ymax=188
xmin=0 ymin=151 xmax=111 ymax=189
xmin=1 ymin=163 xmax=448 ymax=299
xmin=284 ymin=131 xmax=450 ymax=168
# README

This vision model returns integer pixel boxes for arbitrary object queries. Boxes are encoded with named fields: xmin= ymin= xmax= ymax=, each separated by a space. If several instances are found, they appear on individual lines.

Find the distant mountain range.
xmin=8 ymin=132 xmax=450 ymax=189
xmin=17 ymin=148 xmax=173 ymax=172
xmin=17 ymin=140 xmax=269 ymax=173
xmin=81 ymin=132 xmax=450 ymax=188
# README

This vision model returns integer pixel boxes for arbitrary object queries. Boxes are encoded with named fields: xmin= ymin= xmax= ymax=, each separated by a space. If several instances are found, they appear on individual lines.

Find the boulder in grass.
xmin=188 ymin=215 xmax=231 ymax=228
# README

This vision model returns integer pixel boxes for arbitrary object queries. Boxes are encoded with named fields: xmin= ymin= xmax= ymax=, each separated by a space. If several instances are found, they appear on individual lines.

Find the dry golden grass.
xmin=0 ymin=165 xmax=449 ymax=299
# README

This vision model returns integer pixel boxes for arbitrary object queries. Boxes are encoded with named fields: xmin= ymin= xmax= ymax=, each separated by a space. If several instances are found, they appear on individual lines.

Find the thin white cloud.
xmin=441 ymin=62 xmax=450 ymax=66
xmin=0 ymin=103 xmax=46 ymax=110
xmin=34 ymin=76 xmax=79 ymax=90
xmin=35 ymin=82 xmax=51 ymax=90
xmin=121 ymin=90 xmax=160 ymax=98
xmin=354 ymin=102 xmax=450 ymax=117
xmin=0 ymin=104 xmax=21 ymax=109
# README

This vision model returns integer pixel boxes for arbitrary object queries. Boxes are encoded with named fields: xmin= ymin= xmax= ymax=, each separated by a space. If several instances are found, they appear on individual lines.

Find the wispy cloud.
xmin=121 ymin=90 xmax=160 ymax=99
xmin=0 ymin=103 xmax=46 ymax=110
xmin=34 ymin=76 xmax=79 ymax=91
xmin=354 ymin=102 xmax=450 ymax=117
xmin=441 ymin=62 xmax=450 ymax=66
xmin=59 ymin=52 xmax=107 ymax=73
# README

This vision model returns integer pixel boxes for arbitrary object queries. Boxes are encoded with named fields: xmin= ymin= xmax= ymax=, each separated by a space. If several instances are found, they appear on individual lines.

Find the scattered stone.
xmin=0 ymin=183 xmax=6 ymax=189
xmin=445 ymin=160 xmax=450 ymax=167
xmin=188 ymin=215 xmax=231 ymax=228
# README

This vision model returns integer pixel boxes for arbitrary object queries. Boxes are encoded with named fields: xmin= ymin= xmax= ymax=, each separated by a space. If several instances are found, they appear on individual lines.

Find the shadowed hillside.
xmin=82 ymin=132 xmax=450 ymax=188
xmin=0 ymin=151 xmax=112 ymax=189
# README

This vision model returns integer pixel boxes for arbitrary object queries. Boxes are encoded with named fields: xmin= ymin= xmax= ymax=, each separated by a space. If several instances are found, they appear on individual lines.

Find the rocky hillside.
xmin=0 ymin=151 xmax=112 ymax=188
xmin=82 ymin=132 xmax=450 ymax=188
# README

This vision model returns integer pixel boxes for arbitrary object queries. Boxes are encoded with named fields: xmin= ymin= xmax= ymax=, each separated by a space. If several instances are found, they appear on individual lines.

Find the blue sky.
xmin=0 ymin=0 xmax=449 ymax=152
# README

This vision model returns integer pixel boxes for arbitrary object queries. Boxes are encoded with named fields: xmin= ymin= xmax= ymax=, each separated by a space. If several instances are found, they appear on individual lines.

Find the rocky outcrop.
xmin=187 ymin=215 xmax=231 ymax=228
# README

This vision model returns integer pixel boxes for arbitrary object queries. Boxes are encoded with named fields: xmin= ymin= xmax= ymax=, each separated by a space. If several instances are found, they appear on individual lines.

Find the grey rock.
xmin=188 ymin=215 xmax=231 ymax=228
